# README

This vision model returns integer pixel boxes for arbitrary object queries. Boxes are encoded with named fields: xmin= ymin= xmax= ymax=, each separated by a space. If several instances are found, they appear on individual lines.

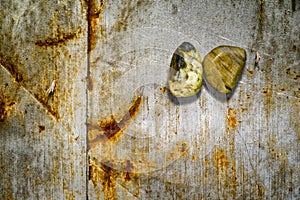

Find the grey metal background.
xmin=0 ymin=0 xmax=299 ymax=199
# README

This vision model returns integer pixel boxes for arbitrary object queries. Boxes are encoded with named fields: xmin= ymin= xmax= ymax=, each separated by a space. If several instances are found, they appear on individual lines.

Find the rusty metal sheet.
xmin=87 ymin=0 xmax=299 ymax=199
xmin=0 ymin=0 xmax=87 ymax=199
xmin=1 ymin=0 xmax=299 ymax=200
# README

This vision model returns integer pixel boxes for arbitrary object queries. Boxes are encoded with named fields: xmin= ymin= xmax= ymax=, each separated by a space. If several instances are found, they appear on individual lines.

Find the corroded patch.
xmin=88 ymin=96 xmax=142 ymax=149
xmin=0 ymin=53 xmax=24 ymax=83
xmin=203 ymin=46 xmax=246 ymax=94
xmin=89 ymin=157 xmax=139 ymax=199
xmin=87 ymin=0 xmax=105 ymax=52
xmin=0 ymin=97 xmax=15 ymax=123
xmin=35 ymin=27 xmax=82 ymax=47
xmin=168 ymin=42 xmax=203 ymax=97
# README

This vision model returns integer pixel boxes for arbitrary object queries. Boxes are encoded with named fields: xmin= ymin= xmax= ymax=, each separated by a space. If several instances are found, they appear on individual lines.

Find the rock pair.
xmin=168 ymin=42 xmax=246 ymax=97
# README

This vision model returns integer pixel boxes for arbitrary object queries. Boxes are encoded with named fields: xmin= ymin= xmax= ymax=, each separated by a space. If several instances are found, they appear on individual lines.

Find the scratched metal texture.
xmin=0 ymin=0 xmax=88 ymax=199
xmin=0 ymin=0 xmax=299 ymax=200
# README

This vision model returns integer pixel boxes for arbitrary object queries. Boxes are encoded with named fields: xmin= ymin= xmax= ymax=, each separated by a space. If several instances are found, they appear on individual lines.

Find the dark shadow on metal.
xmin=202 ymin=80 xmax=227 ymax=103
xmin=167 ymin=86 xmax=202 ymax=105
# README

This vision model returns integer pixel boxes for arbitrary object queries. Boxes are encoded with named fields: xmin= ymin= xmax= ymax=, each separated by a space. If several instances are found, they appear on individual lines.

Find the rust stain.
xmin=203 ymin=155 xmax=210 ymax=166
xmin=86 ymin=0 xmax=149 ymax=52
xmin=65 ymin=192 xmax=75 ymax=200
xmin=89 ymin=157 xmax=138 ymax=200
xmin=0 ymin=86 xmax=16 ymax=123
xmin=241 ymin=107 xmax=248 ymax=112
xmin=99 ymin=116 xmax=121 ymax=140
xmin=33 ymin=93 xmax=60 ymax=120
xmin=225 ymin=107 xmax=241 ymax=198
xmin=191 ymin=155 xmax=196 ymax=161
xmin=89 ymin=159 xmax=118 ymax=200
xmin=267 ymin=137 xmax=287 ymax=160
xmin=262 ymin=87 xmax=269 ymax=95
xmin=285 ymin=67 xmax=299 ymax=77
xmin=87 ymin=0 xmax=105 ymax=52
xmin=258 ymin=183 xmax=265 ymax=197
xmin=166 ymin=141 xmax=189 ymax=161
xmin=0 ymin=54 xmax=60 ymax=121
xmin=35 ymin=27 xmax=82 ymax=47
xmin=226 ymin=107 xmax=247 ymax=131
xmin=123 ymin=160 xmax=134 ymax=181
xmin=230 ymin=159 xmax=238 ymax=198
xmin=213 ymin=148 xmax=237 ymax=198
xmin=247 ymin=68 xmax=254 ymax=75
xmin=213 ymin=148 xmax=229 ymax=173
xmin=246 ymin=92 xmax=251 ymax=100
xmin=160 ymin=86 xmax=167 ymax=93
xmin=86 ymin=0 xmax=105 ymax=91
xmin=88 ymin=96 xmax=142 ymax=149
xmin=0 ymin=99 xmax=15 ymax=123
xmin=0 ymin=53 xmax=24 ymax=83
xmin=99 ymin=161 xmax=118 ymax=200
xmin=38 ymin=125 xmax=45 ymax=133
xmin=227 ymin=108 xmax=237 ymax=130
xmin=225 ymin=110 xmax=270 ymax=199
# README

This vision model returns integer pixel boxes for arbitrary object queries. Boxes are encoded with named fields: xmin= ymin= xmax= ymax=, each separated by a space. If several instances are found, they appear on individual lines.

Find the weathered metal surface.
xmin=0 ymin=0 xmax=299 ymax=199
xmin=0 ymin=0 xmax=87 ymax=199
xmin=87 ymin=0 xmax=299 ymax=199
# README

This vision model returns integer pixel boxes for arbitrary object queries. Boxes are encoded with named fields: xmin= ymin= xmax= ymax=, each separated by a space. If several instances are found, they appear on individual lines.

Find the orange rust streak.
xmin=213 ymin=148 xmax=229 ymax=174
xmin=87 ymin=0 xmax=105 ymax=52
xmin=88 ymin=96 xmax=142 ymax=148
xmin=100 ymin=116 xmax=121 ymax=139
xmin=228 ymin=116 xmax=237 ymax=129
xmin=0 ymin=100 xmax=15 ymax=122
xmin=0 ymin=85 xmax=16 ymax=123
xmin=89 ymin=159 xmax=118 ymax=200
xmin=119 ymin=95 xmax=142 ymax=124
xmin=86 ymin=0 xmax=105 ymax=91
xmin=35 ymin=28 xmax=82 ymax=47
xmin=89 ymin=157 xmax=138 ymax=199
xmin=227 ymin=108 xmax=237 ymax=130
